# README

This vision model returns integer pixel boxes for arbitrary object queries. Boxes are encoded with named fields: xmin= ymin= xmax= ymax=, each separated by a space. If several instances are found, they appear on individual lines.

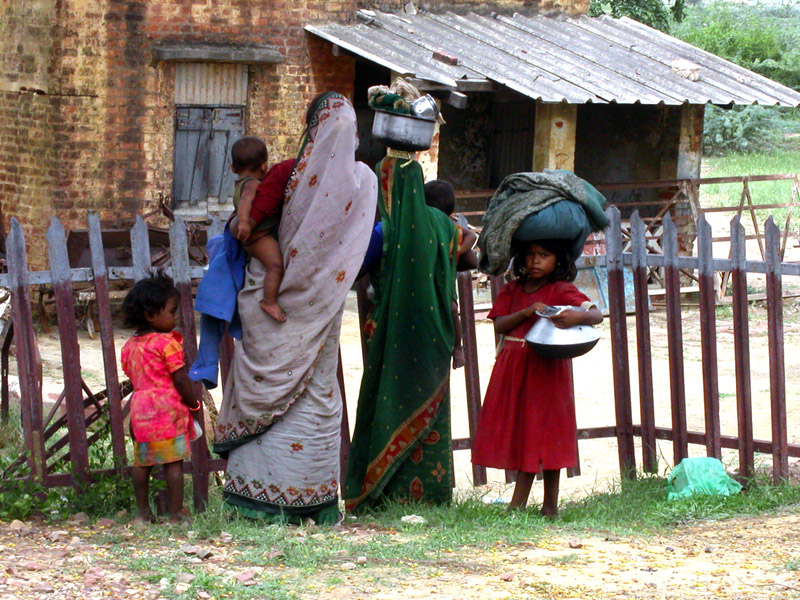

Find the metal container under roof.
xmin=306 ymin=11 xmax=800 ymax=107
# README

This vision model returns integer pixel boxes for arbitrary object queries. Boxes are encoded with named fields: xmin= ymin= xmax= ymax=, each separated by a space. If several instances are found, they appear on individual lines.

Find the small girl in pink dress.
xmin=121 ymin=271 xmax=201 ymax=524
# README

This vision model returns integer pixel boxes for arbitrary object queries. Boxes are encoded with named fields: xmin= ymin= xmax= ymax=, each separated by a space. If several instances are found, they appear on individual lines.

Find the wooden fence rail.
xmin=2 ymin=206 xmax=798 ymax=511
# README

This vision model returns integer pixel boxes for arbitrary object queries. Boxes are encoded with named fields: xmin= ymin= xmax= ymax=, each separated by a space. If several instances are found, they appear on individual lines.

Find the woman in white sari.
xmin=213 ymin=93 xmax=377 ymax=524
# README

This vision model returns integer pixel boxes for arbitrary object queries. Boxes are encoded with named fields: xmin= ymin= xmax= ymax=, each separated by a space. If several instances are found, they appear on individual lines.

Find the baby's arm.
xmin=235 ymin=179 xmax=260 ymax=241
xmin=451 ymin=299 xmax=465 ymax=369
xmin=171 ymin=366 xmax=201 ymax=411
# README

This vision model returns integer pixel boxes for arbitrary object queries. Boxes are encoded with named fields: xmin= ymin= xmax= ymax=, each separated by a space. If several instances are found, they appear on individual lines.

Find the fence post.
xmin=606 ymin=206 xmax=636 ymax=478
xmin=87 ymin=212 xmax=127 ymax=468
xmin=130 ymin=215 xmax=151 ymax=282
xmin=457 ymin=271 xmax=487 ymax=486
xmin=630 ymin=211 xmax=656 ymax=473
xmin=662 ymin=213 xmax=688 ymax=464
xmin=7 ymin=219 xmax=46 ymax=481
xmin=47 ymin=217 xmax=91 ymax=479
xmin=730 ymin=215 xmax=754 ymax=482
xmin=170 ymin=217 xmax=210 ymax=511
xmin=765 ymin=217 xmax=788 ymax=483
xmin=697 ymin=214 xmax=721 ymax=459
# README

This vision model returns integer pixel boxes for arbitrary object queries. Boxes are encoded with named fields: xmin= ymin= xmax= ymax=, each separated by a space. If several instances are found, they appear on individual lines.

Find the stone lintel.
xmin=151 ymin=42 xmax=282 ymax=65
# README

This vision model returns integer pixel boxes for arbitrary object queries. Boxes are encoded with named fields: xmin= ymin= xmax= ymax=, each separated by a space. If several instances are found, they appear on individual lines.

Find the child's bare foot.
xmin=261 ymin=301 xmax=286 ymax=322
xmin=540 ymin=507 xmax=559 ymax=520
xmin=133 ymin=511 xmax=157 ymax=526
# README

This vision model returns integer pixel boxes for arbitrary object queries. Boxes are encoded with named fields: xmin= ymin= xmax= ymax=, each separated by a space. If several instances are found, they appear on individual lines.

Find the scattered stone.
xmin=174 ymin=582 xmax=191 ymax=593
xmin=568 ymin=539 xmax=583 ymax=549
xmin=159 ymin=577 xmax=170 ymax=588
xmin=266 ymin=550 xmax=284 ymax=560
xmin=95 ymin=518 xmax=116 ymax=528
xmin=196 ymin=549 xmax=214 ymax=560
xmin=70 ymin=512 xmax=89 ymax=525
xmin=341 ymin=562 xmax=358 ymax=571
xmin=705 ymin=546 xmax=713 ymax=553
xmin=33 ymin=583 xmax=55 ymax=593
xmin=46 ymin=530 xmax=69 ymax=542
xmin=219 ymin=532 xmax=234 ymax=543
xmin=400 ymin=515 xmax=427 ymax=525
xmin=235 ymin=568 xmax=257 ymax=585
xmin=666 ymin=546 xmax=675 ymax=553
xmin=500 ymin=572 xmax=515 ymax=581
xmin=9 ymin=520 xmax=26 ymax=531
xmin=198 ymin=593 xmax=211 ymax=599
xmin=357 ymin=556 xmax=368 ymax=565
xmin=20 ymin=562 xmax=44 ymax=571
xmin=180 ymin=545 xmax=199 ymax=556
xmin=176 ymin=573 xmax=196 ymax=584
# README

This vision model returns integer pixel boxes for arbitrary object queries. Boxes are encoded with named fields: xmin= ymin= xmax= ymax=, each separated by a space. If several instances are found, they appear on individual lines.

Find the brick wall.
xmin=0 ymin=0 xmax=587 ymax=268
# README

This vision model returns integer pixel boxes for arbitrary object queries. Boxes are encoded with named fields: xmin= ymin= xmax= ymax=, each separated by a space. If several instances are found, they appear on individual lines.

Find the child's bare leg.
xmin=163 ymin=460 xmax=185 ymax=524
xmin=131 ymin=465 xmax=156 ymax=523
xmin=246 ymin=235 xmax=286 ymax=322
xmin=541 ymin=469 xmax=561 ymax=518
xmin=508 ymin=471 xmax=535 ymax=509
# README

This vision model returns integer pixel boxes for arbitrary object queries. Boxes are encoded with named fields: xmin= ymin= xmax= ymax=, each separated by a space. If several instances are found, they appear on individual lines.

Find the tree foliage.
xmin=588 ymin=0 xmax=685 ymax=32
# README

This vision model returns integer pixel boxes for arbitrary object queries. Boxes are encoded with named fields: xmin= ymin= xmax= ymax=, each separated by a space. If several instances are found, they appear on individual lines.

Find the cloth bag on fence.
xmin=666 ymin=457 xmax=743 ymax=500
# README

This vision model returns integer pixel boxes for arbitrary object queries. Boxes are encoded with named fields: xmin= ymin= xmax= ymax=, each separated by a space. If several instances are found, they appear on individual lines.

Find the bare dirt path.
xmin=2 ymin=509 xmax=800 ymax=599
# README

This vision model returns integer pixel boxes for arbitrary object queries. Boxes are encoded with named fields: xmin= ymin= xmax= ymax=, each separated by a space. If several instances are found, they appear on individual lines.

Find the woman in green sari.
xmin=344 ymin=155 xmax=460 ymax=511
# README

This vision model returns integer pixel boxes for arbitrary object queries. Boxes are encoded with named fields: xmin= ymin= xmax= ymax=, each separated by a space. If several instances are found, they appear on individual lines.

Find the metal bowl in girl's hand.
xmin=525 ymin=305 xmax=601 ymax=359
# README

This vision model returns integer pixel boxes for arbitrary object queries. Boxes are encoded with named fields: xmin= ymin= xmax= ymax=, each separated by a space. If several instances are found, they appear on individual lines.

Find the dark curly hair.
xmin=511 ymin=239 xmax=577 ymax=283
xmin=231 ymin=136 xmax=267 ymax=171
xmin=121 ymin=270 xmax=179 ymax=330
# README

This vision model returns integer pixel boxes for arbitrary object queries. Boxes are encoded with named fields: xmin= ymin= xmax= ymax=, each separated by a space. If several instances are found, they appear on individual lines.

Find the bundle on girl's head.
xmin=511 ymin=239 xmax=577 ymax=283
xmin=122 ymin=269 xmax=179 ymax=329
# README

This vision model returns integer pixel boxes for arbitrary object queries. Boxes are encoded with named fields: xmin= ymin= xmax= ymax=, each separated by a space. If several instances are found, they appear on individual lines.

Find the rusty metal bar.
xmin=630 ymin=212 xmax=656 ymax=473
xmin=7 ymin=219 xmax=45 ymax=481
xmin=696 ymin=214 xmax=721 ymax=459
xmin=634 ymin=426 xmax=800 ymax=458
xmin=765 ymin=217 xmax=788 ymax=483
xmin=170 ymin=217 xmax=209 ymax=510
xmin=662 ymin=213 xmax=688 ymax=464
xmin=87 ymin=212 xmax=126 ymax=468
xmin=1 ymin=322 xmax=12 ymax=422
xmin=730 ymin=216 xmax=754 ymax=481
xmin=46 ymin=217 xmax=90 ymax=479
xmin=606 ymin=207 xmax=636 ymax=478
xmin=457 ymin=271 xmax=486 ymax=486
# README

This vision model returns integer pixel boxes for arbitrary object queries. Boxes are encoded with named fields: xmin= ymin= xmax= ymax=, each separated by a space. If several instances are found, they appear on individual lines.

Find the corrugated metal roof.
xmin=306 ymin=10 xmax=800 ymax=106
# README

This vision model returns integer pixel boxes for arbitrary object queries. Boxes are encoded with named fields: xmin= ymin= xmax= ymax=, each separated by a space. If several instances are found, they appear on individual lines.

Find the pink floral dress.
xmin=121 ymin=331 xmax=195 ymax=466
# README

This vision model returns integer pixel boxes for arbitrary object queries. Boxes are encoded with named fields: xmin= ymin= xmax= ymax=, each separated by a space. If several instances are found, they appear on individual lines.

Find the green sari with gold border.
xmin=344 ymin=156 xmax=459 ymax=512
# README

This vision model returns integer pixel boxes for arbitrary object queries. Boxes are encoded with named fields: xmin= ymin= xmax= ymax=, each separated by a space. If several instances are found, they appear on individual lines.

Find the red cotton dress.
xmin=121 ymin=331 xmax=196 ymax=466
xmin=471 ymin=279 xmax=591 ymax=474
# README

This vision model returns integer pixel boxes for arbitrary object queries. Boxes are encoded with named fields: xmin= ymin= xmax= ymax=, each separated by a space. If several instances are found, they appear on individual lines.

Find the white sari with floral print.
xmin=215 ymin=94 xmax=377 ymax=518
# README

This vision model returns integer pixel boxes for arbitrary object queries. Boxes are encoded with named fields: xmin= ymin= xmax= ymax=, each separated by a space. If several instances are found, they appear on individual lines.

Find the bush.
xmin=672 ymin=2 xmax=800 ymax=92
xmin=703 ymin=105 xmax=782 ymax=156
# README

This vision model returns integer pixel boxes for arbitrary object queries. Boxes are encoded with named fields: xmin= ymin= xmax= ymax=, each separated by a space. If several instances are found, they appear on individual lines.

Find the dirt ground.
xmin=2 ymin=509 xmax=800 ymax=599
xmin=4 ymin=225 xmax=800 ymax=599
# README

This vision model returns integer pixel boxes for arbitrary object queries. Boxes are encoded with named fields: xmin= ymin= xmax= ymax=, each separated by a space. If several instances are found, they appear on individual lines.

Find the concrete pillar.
xmin=677 ymin=103 xmax=704 ymax=180
xmin=533 ymin=101 xmax=577 ymax=172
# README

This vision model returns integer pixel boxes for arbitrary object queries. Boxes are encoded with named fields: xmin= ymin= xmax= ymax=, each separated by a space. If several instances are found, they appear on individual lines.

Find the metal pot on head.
xmin=524 ymin=305 xmax=600 ymax=359
xmin=371 ymin=109 xmax=436 ymax=152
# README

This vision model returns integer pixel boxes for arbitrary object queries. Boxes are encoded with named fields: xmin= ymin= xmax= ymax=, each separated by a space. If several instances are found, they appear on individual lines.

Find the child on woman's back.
xmin=471 ymin=239 xmax=602 ymax=517
xmin=424 ymin=179 xmax=477 ymax=369
xmin=121 ymin=271 xmax=201 ymax=524
xmin=228 ymin=136 xmax=287 ymax=322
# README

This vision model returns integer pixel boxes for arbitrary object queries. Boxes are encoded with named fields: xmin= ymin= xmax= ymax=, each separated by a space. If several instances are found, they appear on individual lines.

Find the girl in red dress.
xmin=471 ymin=239 xmax=602 ymax=516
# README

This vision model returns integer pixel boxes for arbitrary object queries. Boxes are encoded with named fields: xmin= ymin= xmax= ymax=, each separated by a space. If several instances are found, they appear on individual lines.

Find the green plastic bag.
xmin=666 ymin=457 xmax=743 ymax=501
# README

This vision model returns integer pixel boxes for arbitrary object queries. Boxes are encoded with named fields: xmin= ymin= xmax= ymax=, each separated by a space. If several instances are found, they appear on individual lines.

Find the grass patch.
xmin=700 ymin=150 xmax=800 ymax=226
